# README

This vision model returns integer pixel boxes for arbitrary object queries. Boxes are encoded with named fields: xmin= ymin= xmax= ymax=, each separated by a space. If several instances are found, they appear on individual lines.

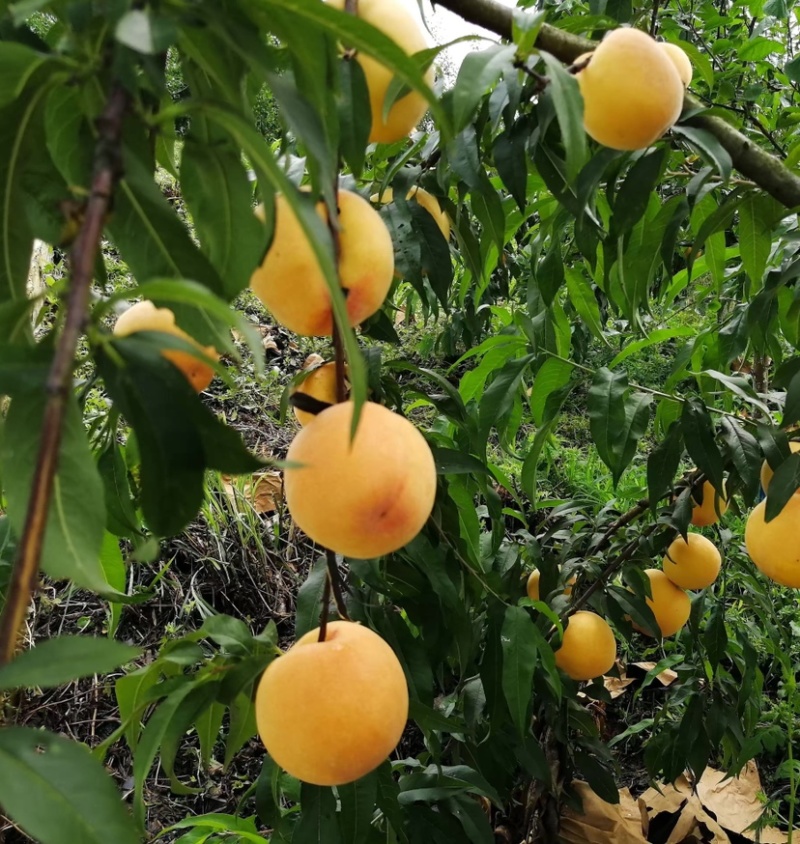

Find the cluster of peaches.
xmin=527 ymin=482 xmax=724 ymax=684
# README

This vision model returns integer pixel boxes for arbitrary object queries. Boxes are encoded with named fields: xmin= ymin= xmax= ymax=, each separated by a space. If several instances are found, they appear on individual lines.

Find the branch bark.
xmin=0 ymin=84 xmax=128 ymax=667
xmin=434 ymin=0 xmax=800 ymax=209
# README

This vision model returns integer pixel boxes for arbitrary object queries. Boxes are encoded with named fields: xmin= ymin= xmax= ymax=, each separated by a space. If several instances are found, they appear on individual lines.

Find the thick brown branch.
xmin=0 ymin=85 xmax=128 ymax=667
xmin=434 ymin=0 xmax=800 ymax=209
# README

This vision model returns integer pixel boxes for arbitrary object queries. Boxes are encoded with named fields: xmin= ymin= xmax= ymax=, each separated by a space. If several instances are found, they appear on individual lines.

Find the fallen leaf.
xmin=559 ymin=782 xmax=648 ymax=843
xmin=696 ymin=763 xmax=788 ymax=843
xmin=630 ymin=661 xmax=679 ymax=687
xmin=604 ymin=675 xmax=636 ymax=699
xmin=302 ymin=353 xmax=326 ymax=370
xmin=221 ymin=471 xmax=282 ymax=514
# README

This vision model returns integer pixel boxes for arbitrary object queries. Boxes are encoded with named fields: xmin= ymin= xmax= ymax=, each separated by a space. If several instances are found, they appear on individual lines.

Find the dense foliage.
xmin=1 ymin=0 xmax=800 ymax=842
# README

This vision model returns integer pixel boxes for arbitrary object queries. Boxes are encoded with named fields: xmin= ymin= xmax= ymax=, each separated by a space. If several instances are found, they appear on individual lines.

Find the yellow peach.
xmin=327 ymin=0 xmax=434 ymax=143
xmin=555 ymin=612 xmax=617 ymax=681
xmin=371 ymin=186 xmax=450 ymax=241
xmin=284 ymin=401 xmax=437 ymax=558
xmin=576 ymin=28 xmax=684 ymax=150
xmin=113 ymin=300 xmax=218 ymax=392
xmin=256 ymin=621 xmax=408 ymax=785
xmin=250 ymin=189 xmax=394 ymax=336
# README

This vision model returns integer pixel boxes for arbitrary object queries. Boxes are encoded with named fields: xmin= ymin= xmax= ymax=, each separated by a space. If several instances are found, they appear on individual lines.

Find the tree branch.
xmin=433 ymin=0 xmax=800 ymax=209
xmin=0 ymin=84 xmax=128 ymax=667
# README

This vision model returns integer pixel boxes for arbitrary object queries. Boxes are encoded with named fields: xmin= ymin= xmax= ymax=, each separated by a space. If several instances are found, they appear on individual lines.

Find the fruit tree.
xmin=1 ymin=0 xmax=800 ymax=842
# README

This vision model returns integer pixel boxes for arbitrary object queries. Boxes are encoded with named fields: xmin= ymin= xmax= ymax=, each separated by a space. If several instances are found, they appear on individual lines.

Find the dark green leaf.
xmin=97 ymin=442 xmax=141 ymax=539
xmin=587 ymin=368 xmax=651 ymax=485
xmin=0 ymin=343 xmax=51 ymax=394
xmin=647 ymin=421 xmax=683 ymax=513
xmin=500 ymin=605 xmax=537 ymax=735
xmin=0 ymin=637 xmax=139 ymax=691
xmin=337 ymin=57 xmax=371 ymax=178
xmin=96 ymin=337 xmax=261 ymax=536
xmin=681 ymin=399 xmax=725 ymax=493
xmin=108 ymin=147 xmax=226 ymax=299
xmin=452 ymin=44 xmax=516 ymax=131
xmin=1 ymin=392 xmax=115 ymax=593
xmin=0 ymin=727 xmax=140 ymax=844
xmin=704 ymin=602 xmax=727 ymax=671
xmin=180 ymin=139 xmax=265 ymax=298
xmin=445 ymin=795 xmax=494 ymax=844
xmin=611 ymin=147 xmax=667 ymax=236
xmin=783 ymin=370 xmax=800 ymax=427
xmin=671 ymin=125 xmax=732 ymax=184
xmin=765 ymin=454 xmax=800 ymax=521
xmin=572 ymin=748 xmax=618 ymax=804
xmin=540 ymin=52 xmax=587 ymax=182
xmin=478 ymin=354 xmax=535 ymax=438
xmin=720 ymin=417 xmax=761 ymax=503
xmin=293 ymin=784 xmax=343 ymax=844
xmin=336 ymin=771 xmax=377 ymax=844
xmin=295 ymin=556 xmax=328 ymax=639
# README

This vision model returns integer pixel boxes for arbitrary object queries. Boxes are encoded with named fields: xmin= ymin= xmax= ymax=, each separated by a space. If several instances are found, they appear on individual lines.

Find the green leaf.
xmin=97 ymin=443 xmax=140 ymax=539
xmin=160 ymin=682 xmax=220 ymax=794
xmin=1 ymin=392 xmax=116 ymax=594
xmin=224 ymin=689 xmax=258 ymax=769
xmin=587 ymin=368 xmax=652 ymax=485
xmin=336 ymin=771 xmax=378 ymax=844
xmin=115 ymin=664 xmax=161 ymax=752
xmin=784 ymin=370 xmax=800 ymax=427
xmin=0 ymin=43 xmax=47 ymax=108
xmin=786 ymin=55 xmax=800 ymax=84
xmin=532 ymin=231 xmax=565 ymax=307
xmin=647 ymin=422 xmax=683 ymax=513
xmin=295 ymin=556 xmax=328 ymax=639
xmin=765 ymin=454 xmax=800 ymax=521
xmin=681 ymin=399 xmax=725 ymax=493
xmin=95 ymin=337 xmax=262 ymax=536
xmin=494 ymin=120 xmax=531 ymax=211
xmin=671 ymin=125 xmax=732 ymax=184
xmin=720 ymin=417 xmax=761 ymax=502
xmin=540 ymin=52 xmax=587 ymax=182
xmin=45 ymin=85 xmax=93 ymax=187
xmin=452 ymin=44 xmax=516 ymax=131
xmin=180 ymin=140 xmax=266 ymax=299
xmin=0 ymin=727 xmax=140 ymax=844
xmin=133 ymin=679 xmax=201 ymax=825
xmin=0 ymin=89 xmax=48 ymax=303
xmin=0 ymin=343 xmax=52 ymax=394
xmin=738 ymin=192 xmax=774 ymax=287
xmin=0 ymin=636 xmax=139 ymax=691
xmin=704 ymin=602 xmax=727 ymax=671
xmin=608 ymin=327 xmax=695 ymax=369
xmin=500 ymin=605 xmax=538 ymax=735
xmin=195 ymin=702 xmax=225 ymax=767
xmin=572 ymin=748 xmax=619 ymax=804
xmin=611 ymin=147 xmax=668 ymax=236
xmin=115 ymin=9 xmax=176 ymax=54
xmin=529 ymin=357 xmax=572 ymax=427
xmin=100 ymin=531 xmax=127 ymax=639
xmin=445 ymin=794 xmax=494 ymax=844
xmin=108 ymin=146 xmax=226 ymax=300
xmin=293 ymin=784 xmax=343 ymax=844
xmin=337 ymin=57 xmax=372 ymax=179
xmin=478 ymin=354 xmax=535 ymax=438
xmin=431 ymin=447 xmax=490 ymax=476
xmin=521 ymin=418 xmax=558 ymax=503
xmin=566 ymin=268 xmax=606 ymax=343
